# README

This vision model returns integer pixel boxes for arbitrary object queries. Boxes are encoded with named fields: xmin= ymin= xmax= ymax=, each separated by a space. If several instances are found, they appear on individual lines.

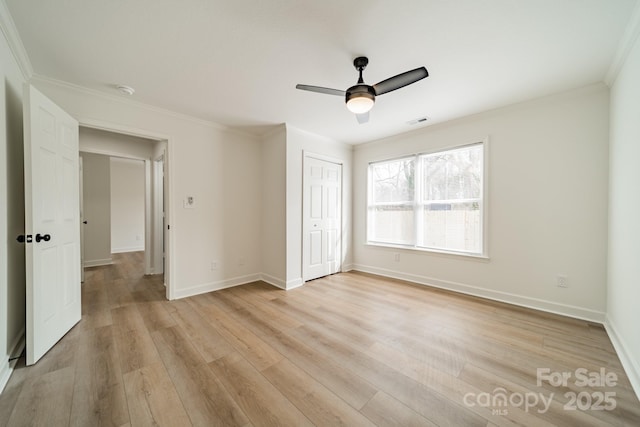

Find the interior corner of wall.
xmin=604 ymin=316 xmax=640 ymax=401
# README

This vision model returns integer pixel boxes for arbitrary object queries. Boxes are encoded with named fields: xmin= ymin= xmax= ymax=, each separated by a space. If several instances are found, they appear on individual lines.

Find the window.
xmin=367 ymin=143 xmax=484 ymax=256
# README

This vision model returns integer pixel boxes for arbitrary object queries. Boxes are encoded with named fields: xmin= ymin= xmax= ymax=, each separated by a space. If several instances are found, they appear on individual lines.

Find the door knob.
xmin=83 ymin=221 xmax=88 ymax=224
xmin=16 ymin=234 xmax=32 ymax=243
xmin=35 ymin=233 xmax=51 ymax=243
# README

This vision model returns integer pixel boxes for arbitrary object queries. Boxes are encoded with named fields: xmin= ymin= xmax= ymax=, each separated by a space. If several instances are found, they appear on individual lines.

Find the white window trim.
xmin=366 ymin=138 xmax=489 ymax=259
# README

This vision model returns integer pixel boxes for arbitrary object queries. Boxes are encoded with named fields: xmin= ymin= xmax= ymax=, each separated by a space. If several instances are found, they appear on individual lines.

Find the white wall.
xmin=32 ymin=77 xmax=263 ymax=299
xmin=110 ymin=157 xmax=145 ymax=253
xmin=261 ymin=125 xmax=287 ymax=287
xmin=607 ymin=29 xmax=640 ymax=397
xmin=80 ymin=152 xmax=111 ymax=266
xmin=80 ymin=126 xmax=154 ymax=159
xmin=285 ymin=125 xmax=353 ymax=288
xmin=0 ymin=6 xmax=27 ymax=391
xmin=353 ymin=84 xmax=610 ymax=322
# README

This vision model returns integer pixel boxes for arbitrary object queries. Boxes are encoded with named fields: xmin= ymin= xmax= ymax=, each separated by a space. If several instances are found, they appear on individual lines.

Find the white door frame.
xmin=76 ymin=118 xmax=174 ymax=299
xmin=302 ymin=151 xmax=344 ymax=282
xmin=152 ymin=154 xmax=165 ymax=276
xmin=79 ymin=156 xmax=85 ymax=282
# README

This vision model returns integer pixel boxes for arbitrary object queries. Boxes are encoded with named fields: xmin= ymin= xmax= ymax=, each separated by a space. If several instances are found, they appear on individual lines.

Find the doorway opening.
xmin=78 ymin=126 xmax=169 ymax=292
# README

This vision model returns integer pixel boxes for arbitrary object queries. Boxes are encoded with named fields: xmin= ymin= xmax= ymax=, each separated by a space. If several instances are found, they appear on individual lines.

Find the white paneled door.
xmin=303 ymin=156 xmax=342 ymax=281
xmin=24 ymin=85 xmax=81 ymax=365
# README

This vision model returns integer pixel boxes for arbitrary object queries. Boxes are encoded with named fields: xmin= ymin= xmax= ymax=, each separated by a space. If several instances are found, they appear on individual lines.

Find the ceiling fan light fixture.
xmin=346 ymin=94 xmax=374 ymax=114
xmin=346 ymin=85 xmax=375 ymax=114
xmin=297 ymin=56 xmax=428 ymax=124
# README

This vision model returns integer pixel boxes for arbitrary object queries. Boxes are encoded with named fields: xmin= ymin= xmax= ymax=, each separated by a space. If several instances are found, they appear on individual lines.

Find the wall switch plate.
xmin=183 ymin=196 xmax=196 ymax=209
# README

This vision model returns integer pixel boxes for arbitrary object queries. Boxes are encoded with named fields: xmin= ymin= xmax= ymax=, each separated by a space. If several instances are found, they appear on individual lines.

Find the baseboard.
xmin=341 ymin=263 xmax=354 ymax=272
xmin=260 ymin=273 xmax=286 ymax=290
xmin=286 ymin=278 xmax=304 ymax=290
xmin=604 ymin=317 xmax=640 ymax=401
xmin=83 ymin=258 xmax=113 ymax=268
xmin=172 ymin=273 xmax=262 ymax=299
xmin=352 ymin=264 xmax=606 ymax=323
xmin=111 ymin=246 xmax=144 ymax=254
xmin=0 ymin=330 xmax=25 ymax=394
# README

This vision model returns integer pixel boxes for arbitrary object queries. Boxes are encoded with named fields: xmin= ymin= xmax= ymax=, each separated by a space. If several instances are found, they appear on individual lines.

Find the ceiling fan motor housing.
xmin=347 ymin=57 xmax=375 ymax=110
xmin=346 ymin=84 xmax=376 ymax=103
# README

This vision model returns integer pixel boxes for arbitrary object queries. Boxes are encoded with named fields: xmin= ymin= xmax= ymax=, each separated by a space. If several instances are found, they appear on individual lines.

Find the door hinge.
xmin=17 ymin=234 xmax=33 ymax=243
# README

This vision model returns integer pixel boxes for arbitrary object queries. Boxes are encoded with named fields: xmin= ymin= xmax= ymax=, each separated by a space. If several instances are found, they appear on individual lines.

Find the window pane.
xmin=422 ymin=145 xmax=482 ymax=201
xmin=369 ymin=205 xmax=414 ymax=244
xmin=421 ymin=202 xmax=481 ymax=253
xmin=371 ymin=158 xmax=415 ymax=203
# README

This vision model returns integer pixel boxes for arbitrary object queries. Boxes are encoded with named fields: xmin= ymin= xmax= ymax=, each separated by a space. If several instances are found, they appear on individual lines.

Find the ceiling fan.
xmin=296 ymin=56 xmax=428 ymax=124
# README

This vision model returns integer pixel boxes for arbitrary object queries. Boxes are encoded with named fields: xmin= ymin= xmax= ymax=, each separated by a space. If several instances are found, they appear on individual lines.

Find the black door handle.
xmin=35 ymin=233 xmax=51 ymax=243
xmin=16 ymin=235 xmax=32 ymax=243
xmin=83 ymin=221 xmax=88 ymax=224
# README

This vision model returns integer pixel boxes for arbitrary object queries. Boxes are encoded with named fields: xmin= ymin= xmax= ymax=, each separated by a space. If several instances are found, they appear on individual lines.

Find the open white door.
xmin=24 ymin=85 xmax=81 ymax=365
xmin=303 ymin=156 xmax=342 ymax=281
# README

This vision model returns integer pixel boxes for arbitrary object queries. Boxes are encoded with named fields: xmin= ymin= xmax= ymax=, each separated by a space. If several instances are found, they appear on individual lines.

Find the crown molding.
xmin=605 ymin=0 xmax=640 ymax=86
xmin=0 ymin=0 xmax=33 ymax=80
xmin=31 ymin=74 xmax=260 ymax=140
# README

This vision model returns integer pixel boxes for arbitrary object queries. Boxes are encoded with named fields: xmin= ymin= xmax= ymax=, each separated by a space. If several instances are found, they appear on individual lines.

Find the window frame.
xmin=366 ymin=140 xmax=488 ymax=258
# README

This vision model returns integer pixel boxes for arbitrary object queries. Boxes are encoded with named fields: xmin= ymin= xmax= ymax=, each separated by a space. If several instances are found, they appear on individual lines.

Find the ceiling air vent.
xmin=407 ymin=116 xmax=428 ymax=125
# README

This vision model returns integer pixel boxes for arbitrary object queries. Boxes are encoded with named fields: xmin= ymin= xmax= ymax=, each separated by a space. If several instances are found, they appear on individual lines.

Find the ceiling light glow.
xmin=346 ymin=94 xmax=374 ymax=114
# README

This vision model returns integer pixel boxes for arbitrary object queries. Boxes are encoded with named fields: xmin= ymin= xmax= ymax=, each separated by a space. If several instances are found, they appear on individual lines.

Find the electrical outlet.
xmin=211 ymin=261 xmax=219 ymax=271
xmin=394 ymin=253 xmax=400 ymax=262
xmin=238 ymin=257 xmax=245 ymax=267
xmin=557 ymin=275 xmax=568 ymax=288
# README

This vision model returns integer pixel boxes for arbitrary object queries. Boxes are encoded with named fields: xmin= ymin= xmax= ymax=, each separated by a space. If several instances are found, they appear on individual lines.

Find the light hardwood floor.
xmin=1 ymin=252 xmax=639 ymax=426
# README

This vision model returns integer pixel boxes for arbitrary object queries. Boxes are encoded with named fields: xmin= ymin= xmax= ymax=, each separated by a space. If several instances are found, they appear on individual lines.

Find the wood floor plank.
xmin=209 ymin=352 xmax=314 ymax=427
xmin=169 ymin=302 xmax=236 ymax=363
xmin=69 ymin=325 xmax=130 ymax=427
xmin=262 ymin=358 xmax=376 ymax=426
xmin=151 ymin=326 xmax=250 ymax=427
xmin=136 ymin=301 xmax=177 ymax=332
xmin=360 ymin=391 xmax=438 ymax=427
xmin=288 ymin=324 xmax=488 ymax=426
xmin=113 ymin=328 xmax=163 ymax=374
xmin=123 ymin=361 xmax=192 ymax=427
xmin=226 ymin=284 xmax=303 ymax=330
xmin=189 ymin=299 xmax=284 ymax=371
xmin=1 ymin=252 xmax=638 ymax=427
xmin=111 ymin=304 xmax=148 ymax=333
xmin=7 ymin=366 xmax=75 ymax=427
xmin=256 ymin=291 xmax=383 ymax=409
xmin=256 ymin=329 xmax=378 ymax=410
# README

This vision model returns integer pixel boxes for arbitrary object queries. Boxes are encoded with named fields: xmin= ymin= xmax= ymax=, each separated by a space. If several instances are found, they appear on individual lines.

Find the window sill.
xmin=365 ymin=241 xmax=490 ymax=261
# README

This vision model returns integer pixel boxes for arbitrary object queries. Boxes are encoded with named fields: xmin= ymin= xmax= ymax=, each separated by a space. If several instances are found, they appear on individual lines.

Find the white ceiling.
xmin=5 ymin=0 xmax=637 ymax=144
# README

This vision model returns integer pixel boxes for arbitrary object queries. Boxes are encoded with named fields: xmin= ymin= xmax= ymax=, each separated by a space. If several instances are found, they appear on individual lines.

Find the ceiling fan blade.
xmin=356 ymin=112 xmax=370 ymax=124
xmin=372 ymin=67 xmax=428 ymax=96
xmin=296 ymin=84 xmax=345 ymax=96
